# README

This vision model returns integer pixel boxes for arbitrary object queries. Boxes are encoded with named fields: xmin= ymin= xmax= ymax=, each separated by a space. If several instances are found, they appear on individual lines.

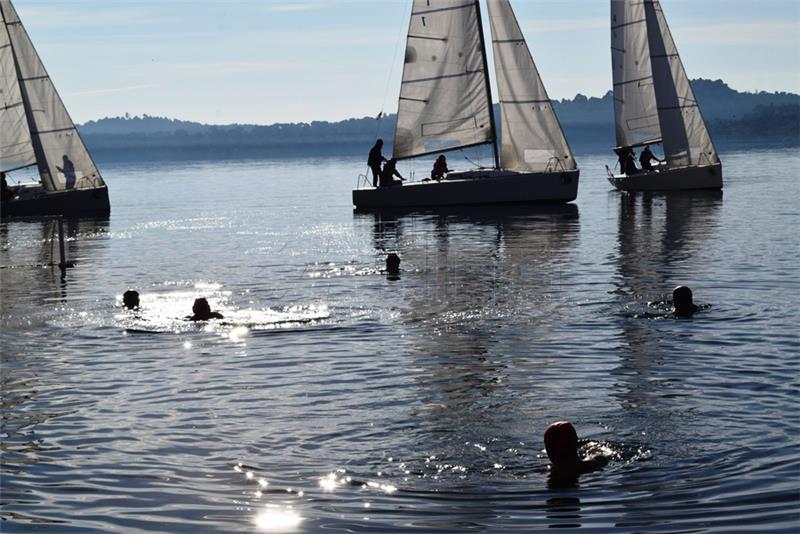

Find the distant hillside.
xmin=79 ymin=79 xmax=799 ymax=159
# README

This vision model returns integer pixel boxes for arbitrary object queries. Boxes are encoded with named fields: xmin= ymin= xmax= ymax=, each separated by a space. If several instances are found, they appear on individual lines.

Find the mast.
xmin=474 ymin=0 xmax=500 ymax=170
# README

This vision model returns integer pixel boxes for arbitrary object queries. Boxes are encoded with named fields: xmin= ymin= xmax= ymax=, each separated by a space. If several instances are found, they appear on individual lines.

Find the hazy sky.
xmin=11 ymin=0 xmax=800 ymax=124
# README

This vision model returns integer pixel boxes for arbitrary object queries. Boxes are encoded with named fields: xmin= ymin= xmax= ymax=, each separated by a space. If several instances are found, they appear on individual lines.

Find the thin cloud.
xmin=678 ymin=21 xmax=800 ymax=46
xmin=64 ymin=84 xmax=161 ymax=98
xmin=268 ymin=3 xmax=322 ymax=13
xmin=142 ymin=61 xmax=302 ymax=75
xmin=519 ymin=18 xmax=607 ymax=34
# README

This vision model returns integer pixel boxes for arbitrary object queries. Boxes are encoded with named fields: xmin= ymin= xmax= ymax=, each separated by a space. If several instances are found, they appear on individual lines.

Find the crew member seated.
xmin=430 ymin=155 xmax=451 ymax=181
xmin=639 ymin=144 xmax=663 ymax=171
xmin=379 ymin=158 xmax=405 ymax=188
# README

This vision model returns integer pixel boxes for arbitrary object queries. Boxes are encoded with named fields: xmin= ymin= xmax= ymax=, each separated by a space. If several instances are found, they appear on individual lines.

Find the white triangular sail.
xmin=488 ymin=0 xmax=575 ymax=172
xmin=643 ymin=0 xmax=718 ymax=167
xmin=393 ymin=0 xmax=494 ymax=160
xmin=611 ymin=0 xmax=661 ymax=148
xmin=0 ymin=3 xmax=35 ymax=172
xmin=1 ymin=0 xmax=104 ymax=192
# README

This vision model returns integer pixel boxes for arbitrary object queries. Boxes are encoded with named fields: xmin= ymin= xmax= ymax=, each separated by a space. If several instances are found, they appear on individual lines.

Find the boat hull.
xmin=353 ymin=169 xmax=579 ymax=209
xmin=608 ymin=163 xmax=722 ymax=192
xmin=1 ymin=185 xmax=110 ymax=218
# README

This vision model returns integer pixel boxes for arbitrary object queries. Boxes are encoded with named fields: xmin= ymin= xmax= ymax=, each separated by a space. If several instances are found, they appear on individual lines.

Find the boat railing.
xmin=356 ymin=173 xmax=372 ymax=190
xmin=545 ymin=157 xmax=567 ymax=173
xmin=698 ymin=151 xmax=716 ymax=167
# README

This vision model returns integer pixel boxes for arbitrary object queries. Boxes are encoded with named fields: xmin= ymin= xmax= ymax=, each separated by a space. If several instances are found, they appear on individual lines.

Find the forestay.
xmin=644 ymin=0 xmax=718 ymax=167
xmin=1 ymin=0 xmax=104 ymax=192
xmin=488 ymin=0 xmax=575 ymax=172
xmin=611 ymin=0 xmax=661 ymax=149
xmin=393 ymin=0 xmax=493 ymax=160
xmin=0 ymin=3 xmax=34 ymax=172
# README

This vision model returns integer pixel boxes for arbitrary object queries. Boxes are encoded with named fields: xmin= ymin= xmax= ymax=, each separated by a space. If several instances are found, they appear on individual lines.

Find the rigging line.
xmin=377 ymin=0 xmax=412 ymax=139
xmin=460 ymin=148 xmax=482 ymax=169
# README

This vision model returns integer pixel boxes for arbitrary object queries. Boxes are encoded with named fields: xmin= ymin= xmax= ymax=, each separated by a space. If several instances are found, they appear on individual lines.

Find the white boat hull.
xmin=353 ymin=169 xmax=579 ymax=209
xmin=608 ymin=163 xmax=722 ymax=192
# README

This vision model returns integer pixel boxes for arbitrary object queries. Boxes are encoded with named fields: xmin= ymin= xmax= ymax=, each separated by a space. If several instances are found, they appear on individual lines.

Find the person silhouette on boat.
xmin=639 ymin=145 xmax=663 ymax=172
xmin=1 ymin=172 xmax=17 ymax=202
xmin=368 ymin=139 xmax=388 ymax=187
xmin=122 ymin=290 xmax=140 ymax=310
xmin=56 ymin=154 xmax=77 ymax=189
xmin=615 ymin=147 xmax=638 ymax=176
xmin=187 ymin=298 xmax=223 ymax=321
xmin=672 ymin=285 xmax=699 ymax=317
xmin=430 ymin=155 xmax=451 ymax=181
xmin=544 ymin=421 xmax=609 ymax=488
xmin=380 ymin=158 xmax=405 ymax=188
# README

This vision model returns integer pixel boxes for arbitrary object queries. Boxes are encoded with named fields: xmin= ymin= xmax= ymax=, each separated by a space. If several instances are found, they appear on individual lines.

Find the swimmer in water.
xmin=672 ymin=285 xmax=698 ymax=317
xmin=122 ymin=290 xmax=140 ymax=310
xmin=544 ymin=421 xmax=609 ymax=487
xmin=188 ymin=298 xmax=223 ymax=321
xmin=385 ymin=253 xmax=400 ymax=275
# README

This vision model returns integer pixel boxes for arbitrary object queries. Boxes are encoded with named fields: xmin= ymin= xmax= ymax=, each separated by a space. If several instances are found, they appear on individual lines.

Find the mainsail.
xmin=488 ymin=0 xmax=575 ymax=172
xmin=643 ymin=0 xmax=718 ymax=167
xmin=611 ymin=0 xmax=661 ymax=149
xmin=0 ymin=2 xmax=34 ymax=172
xmin=393 ymin=0 xmax=494 ymax=160
xmin=0 ymin=0 xmax=104 ymax=191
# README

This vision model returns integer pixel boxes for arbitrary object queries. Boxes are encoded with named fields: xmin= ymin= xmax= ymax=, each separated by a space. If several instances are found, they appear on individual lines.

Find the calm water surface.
xmin=1 ymin=149 xmax=798 ymax=532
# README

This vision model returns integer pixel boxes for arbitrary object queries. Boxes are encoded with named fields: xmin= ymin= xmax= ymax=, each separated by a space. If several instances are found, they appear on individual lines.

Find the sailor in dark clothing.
xmin=367 ymin=139 xmax=388 ymax=187
xmin=1 ymin=172 xmax=16 ymax=202
xmin=617 ymin=148 xmax=638 ymax=175
xmin=380 ymin=158 xmax=405 ymax=188
xmin=431 ymin=155 xmax=450 ymax=181
xmin=639 ymin=145 xmax=663 ymax=171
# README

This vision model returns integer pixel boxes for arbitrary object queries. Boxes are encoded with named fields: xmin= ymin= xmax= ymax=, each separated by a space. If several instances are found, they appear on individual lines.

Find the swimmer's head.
xmin=544 ymin=420 xmax=579 ymax=465
xmin=386 ymin=253 xmax=400 ymax=275
xmin=672 ymin=285 xmax=696 ymax=316
xmin=122 ymin=290 xmax=140 ymax=309
xmin=192 ymin=297 xmax=212 ymax=319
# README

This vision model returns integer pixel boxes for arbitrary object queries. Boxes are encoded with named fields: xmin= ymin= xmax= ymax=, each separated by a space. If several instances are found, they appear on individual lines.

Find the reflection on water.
xmin=1 ymin=153 xmax=798 ymax=532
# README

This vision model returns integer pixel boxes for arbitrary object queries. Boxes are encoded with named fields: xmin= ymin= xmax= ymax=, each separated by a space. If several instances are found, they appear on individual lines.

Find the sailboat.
xmin=0 ymin=0 xmax=109 ymax=217
xmin=352 ymin=0 xmax=578 ymax=209
xmin=608 ymin=0 xmax=722 ymax=191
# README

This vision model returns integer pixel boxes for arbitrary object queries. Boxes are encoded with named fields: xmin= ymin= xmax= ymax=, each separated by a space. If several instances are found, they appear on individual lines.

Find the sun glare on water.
xmin=254 ymin=506 xmax=303 ymax=532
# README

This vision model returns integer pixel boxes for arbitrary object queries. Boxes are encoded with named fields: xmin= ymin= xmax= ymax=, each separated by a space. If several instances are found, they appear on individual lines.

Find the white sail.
xmin=1 ymin=0 xmax=104 ymax=192
xmin=644 ymin=0 xmax=718 ymax=167
xmin=393 ymin=0 xmax=494 ymax=160
xmin=611 ymin=0 xmax=661 ymax=148
xmin=488 ymin=0 xmax=575 ymax=172
xmin=0 ymin=3 xmax=35 ymax=172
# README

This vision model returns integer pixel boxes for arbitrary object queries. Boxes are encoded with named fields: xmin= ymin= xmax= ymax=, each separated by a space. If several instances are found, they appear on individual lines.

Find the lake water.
xmin=1 ymin=148 xmax=798 ymax=533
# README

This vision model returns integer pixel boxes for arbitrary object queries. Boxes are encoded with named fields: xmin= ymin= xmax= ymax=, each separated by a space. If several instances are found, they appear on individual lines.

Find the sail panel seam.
xmin=612 ymin=18 xmax=646 ymax=30
xmin=408 ymin=34 xmax=446 ymax=42
xmin=500 ymin=99 xmax=550 ymax=104
xmin=402 ymin=69 xmax=483 ymax=84
xmin=657 ymin=104 xmax=698 ymax=111
xmin=30 ymin=126 xmax=76 ymax=135
xmin=614 ymin=75 xmax=652 ymax=87
xmin=0 ymin=101 xmax=24 ymax=111
xmin=412 ymin=3 xmax=473 ymax=16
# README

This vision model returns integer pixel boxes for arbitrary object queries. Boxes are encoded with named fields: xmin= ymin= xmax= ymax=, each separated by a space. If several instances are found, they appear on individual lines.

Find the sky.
xmin=10 ymin=0 xmax=800 ymax=125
